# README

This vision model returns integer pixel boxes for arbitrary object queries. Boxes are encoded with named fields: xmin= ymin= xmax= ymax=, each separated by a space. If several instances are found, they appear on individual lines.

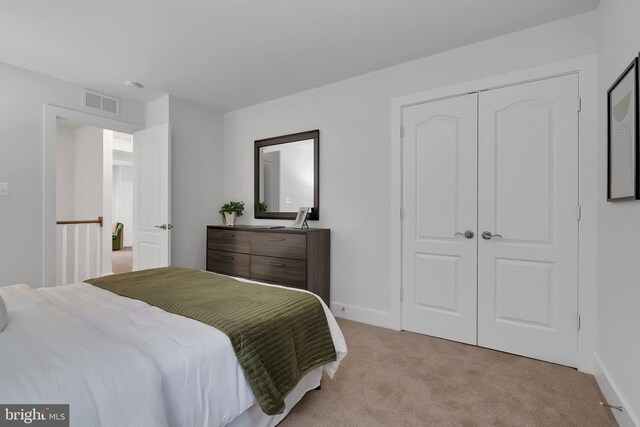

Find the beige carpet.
xmin=280 ymin=319 xmax=616 ymax=427
xmin=112 ymin=246 xmax=132 ymax=274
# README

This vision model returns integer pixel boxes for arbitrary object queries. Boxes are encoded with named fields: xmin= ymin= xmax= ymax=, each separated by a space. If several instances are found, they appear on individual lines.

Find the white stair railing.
xmin=56 ymin=217 xmax=103 ymax=285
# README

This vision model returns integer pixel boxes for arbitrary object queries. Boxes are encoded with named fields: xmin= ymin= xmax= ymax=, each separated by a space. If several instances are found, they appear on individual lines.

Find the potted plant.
xmin=219 ymin=201 xmax=245 ymax=226
xmin=258 ymin=202 xmax=268 ymax=212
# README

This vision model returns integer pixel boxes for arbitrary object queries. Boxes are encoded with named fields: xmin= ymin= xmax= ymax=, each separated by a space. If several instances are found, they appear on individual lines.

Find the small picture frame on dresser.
xmin=293 ymin=207 xmax=311 ymax=229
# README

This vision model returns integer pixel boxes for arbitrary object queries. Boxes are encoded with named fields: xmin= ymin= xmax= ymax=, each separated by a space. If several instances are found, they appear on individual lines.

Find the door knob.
xmin=455 ymin=230 xmax=475 ymax=239
xmin=155 ymin=224 xmax=173 ymax=230
xmin=481 ymin=231 xmax=502 ymax=240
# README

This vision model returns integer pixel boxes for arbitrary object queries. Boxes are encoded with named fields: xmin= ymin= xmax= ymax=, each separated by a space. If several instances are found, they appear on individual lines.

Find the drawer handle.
xmin=267 ymin=237 xmax=286 ymax=241
xmin=267 ymin=262 xmax=285 ymax=267
xmin=220 ymin=255 xmax=234 ymax=260
xmin=222 ymin=234 xmax=235 ymax=238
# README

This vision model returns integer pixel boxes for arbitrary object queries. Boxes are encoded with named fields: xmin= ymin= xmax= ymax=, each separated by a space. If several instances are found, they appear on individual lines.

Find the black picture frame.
xmin=254 ymin=130 xmax=320 ymax=220
xmin=607 ymin=57 xmax=639 ymax=201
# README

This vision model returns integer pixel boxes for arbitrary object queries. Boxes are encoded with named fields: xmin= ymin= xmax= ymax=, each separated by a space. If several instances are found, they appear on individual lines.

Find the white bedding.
xmin=0 ymin=278 xmax=347 ymax=427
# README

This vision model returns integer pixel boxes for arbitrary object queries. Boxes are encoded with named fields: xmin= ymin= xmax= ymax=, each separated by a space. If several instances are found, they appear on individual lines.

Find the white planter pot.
xmin=224 ymin=212 xmax=237 ymax=226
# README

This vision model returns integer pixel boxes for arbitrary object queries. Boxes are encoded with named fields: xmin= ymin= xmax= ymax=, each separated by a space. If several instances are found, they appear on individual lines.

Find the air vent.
xmin=82 ymin=89 xmax=120 ymax=115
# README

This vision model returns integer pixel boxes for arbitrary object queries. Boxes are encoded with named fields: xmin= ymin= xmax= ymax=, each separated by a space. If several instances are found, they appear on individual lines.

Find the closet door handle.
xmin=481 ymin=231 xmax=502 ymax=240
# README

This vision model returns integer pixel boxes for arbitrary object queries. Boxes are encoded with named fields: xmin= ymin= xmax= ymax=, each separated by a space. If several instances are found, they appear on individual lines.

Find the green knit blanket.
xmin=86 ymin=267 xmax=336 ymax=415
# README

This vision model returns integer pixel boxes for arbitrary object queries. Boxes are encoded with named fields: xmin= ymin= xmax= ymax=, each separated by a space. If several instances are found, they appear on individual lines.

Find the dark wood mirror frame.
xmin=254 ymin=129 xmax=319 ymax=220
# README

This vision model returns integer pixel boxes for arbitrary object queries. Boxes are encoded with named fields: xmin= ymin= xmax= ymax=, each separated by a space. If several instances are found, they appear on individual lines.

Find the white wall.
xmin=55 ymin=126 xmax=75 ymax=220
xmin=0 ymin=61 xmax=144 ymax=287
xmin=595 ymin=0 xmax=640 ymax=424
xmin=73 ymin=126 xmax=104 ymax=219
xmin=223 ymin=11 xmax=598 ymax=325
xmin=164 ymin=96 xmax=225 ymax=270
xmin=56 ymin=125 xmax=104 ymax=221
xmin=146 ymin=95 xmax=170 ymax=128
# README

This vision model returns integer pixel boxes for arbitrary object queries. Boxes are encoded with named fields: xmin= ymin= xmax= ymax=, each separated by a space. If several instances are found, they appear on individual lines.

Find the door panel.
xmin=494 ymin=101 xmax=553 ymax=243
xmin=477 ymin=75 xmax=579 ymax=366
xmin=416 ymin=117 xmax=460 ymax=239
xmin=402 ymin=93 xmax=478 ymax=345
xmin=415 ymin=254 xmax=459 ymax=312
xmin=133 ymin=124 xmax=171 ymax=270
xmin=495 ymin=259 xmax=553 ymax=326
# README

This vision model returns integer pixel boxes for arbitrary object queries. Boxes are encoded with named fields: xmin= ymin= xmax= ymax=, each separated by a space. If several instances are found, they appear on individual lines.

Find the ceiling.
xmin=0 ymin=0 xmax=598 ymax=112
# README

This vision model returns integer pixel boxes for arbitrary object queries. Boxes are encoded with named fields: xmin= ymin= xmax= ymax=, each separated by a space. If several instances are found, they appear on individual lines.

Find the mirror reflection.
xmin=259 ymin=139 xmax=314 ymax=213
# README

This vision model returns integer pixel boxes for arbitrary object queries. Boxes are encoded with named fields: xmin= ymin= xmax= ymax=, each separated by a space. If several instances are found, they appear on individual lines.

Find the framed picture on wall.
xmin=607 ymin=57 xmax=639 ymax=201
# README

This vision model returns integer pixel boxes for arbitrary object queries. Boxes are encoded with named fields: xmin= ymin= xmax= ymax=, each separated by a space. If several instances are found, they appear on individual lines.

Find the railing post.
xmin=61 ymin=225 xmax=68 ymax=285
xmin=96 ymin=223 xmax=102 ymax=277
xmin=85 ymin=224 xmax=91 ymax=279
xmin=73 ymin=225 xmax=79 ymax=283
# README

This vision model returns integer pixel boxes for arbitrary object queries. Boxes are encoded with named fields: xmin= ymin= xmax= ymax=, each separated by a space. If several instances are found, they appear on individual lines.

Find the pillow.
xmin=0 ymin=294 xmax=6 ymax=332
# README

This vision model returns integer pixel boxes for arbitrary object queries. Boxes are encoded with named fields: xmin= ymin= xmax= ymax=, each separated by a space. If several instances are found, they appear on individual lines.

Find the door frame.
xmin=390 ymin=55 xmax=598 ymax=373
xmin=43 ymin=104 xmax=144 ymax=287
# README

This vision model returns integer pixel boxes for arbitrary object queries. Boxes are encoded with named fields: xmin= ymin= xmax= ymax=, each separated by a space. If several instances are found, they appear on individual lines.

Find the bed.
xmin=0 ymin=269 xmax=347 ymax=427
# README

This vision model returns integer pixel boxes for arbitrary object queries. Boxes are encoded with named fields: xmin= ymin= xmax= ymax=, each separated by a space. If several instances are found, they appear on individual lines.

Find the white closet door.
xmin=401 ymin=93 xmax=478 ymax=345
xmin=477 ymin=75 xmax=579 ymax=366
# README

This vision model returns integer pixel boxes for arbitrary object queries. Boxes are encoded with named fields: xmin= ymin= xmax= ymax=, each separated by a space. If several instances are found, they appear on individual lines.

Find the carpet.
xmin=280 ymin=319 xmax=616 ymax=427
xmin=112 ymin=246 xmax=132 ymax=274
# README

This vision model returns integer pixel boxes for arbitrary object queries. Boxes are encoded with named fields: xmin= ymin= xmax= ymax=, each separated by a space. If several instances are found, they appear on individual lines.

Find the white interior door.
xmin=401 ymin=93 xmax=478 ymax=345
xmin=133 ymin=124 xmax=171 ymax=270
xmin=477 ymin=75 xmax=579 ymax=366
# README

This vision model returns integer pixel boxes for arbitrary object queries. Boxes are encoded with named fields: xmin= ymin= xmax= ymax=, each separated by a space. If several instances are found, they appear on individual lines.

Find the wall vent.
xmin=82 ymin=89 xmax=120 ymax=115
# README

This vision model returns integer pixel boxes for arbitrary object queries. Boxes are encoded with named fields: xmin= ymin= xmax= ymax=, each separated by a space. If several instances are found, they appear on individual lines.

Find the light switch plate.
xmin=0 ymin=182 xmax=8 ymax=196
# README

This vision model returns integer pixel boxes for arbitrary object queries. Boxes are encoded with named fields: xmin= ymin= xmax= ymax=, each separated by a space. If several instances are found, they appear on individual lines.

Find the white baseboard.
xmin=593 ymin=353 xmax=639 ymax=427
xmin=330 ymin=302 xmax=397 ymax=330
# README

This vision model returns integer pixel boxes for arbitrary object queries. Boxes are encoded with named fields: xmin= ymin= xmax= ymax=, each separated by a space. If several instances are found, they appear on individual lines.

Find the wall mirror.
xmin=254 ymin=130 xmax=319 ymax=220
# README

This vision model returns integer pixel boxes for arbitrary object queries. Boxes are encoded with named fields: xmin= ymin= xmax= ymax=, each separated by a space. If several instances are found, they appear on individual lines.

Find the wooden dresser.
xmin=206 ymin=225 xmax=330 ymax=305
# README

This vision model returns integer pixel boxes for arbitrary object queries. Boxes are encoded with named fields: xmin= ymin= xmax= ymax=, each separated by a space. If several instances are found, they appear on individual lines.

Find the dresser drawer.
xmin=207 ymin=229 xmax=251 ymax=254
xmin=251 ymin=233 xmax=307 ymax=260
xmin=207 ymin=250 xmax=250 ymax=277
xmin=251 ymin=255 xmax=306 ymax=288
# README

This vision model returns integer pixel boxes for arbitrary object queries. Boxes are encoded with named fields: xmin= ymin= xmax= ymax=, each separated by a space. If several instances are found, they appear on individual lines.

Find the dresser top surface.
xmin=207 ymin=225 xmax=329 ymax=234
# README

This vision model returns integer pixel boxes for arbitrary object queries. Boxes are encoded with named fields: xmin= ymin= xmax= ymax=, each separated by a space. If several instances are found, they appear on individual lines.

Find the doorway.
xmin=110 ymin=131 xmax=134 ymax=274
xmin=54 ymin=124 xmax=135 ymax=282
xmin=45 ymin=105 xmax=171 ymax=286
xmin=401 ymin=75 xmax=580 ymax=367
xmin=55 ymin=121 xmax=105 ymax=285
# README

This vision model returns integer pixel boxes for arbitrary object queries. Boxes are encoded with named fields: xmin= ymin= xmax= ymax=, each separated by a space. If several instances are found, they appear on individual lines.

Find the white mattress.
xmin=0 ymin=277 xmax=347 ymax=427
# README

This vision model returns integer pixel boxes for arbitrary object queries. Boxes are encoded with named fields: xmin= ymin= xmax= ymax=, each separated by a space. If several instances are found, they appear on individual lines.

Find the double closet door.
xmin=401 ymin=75 xmax=579 ymax=367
